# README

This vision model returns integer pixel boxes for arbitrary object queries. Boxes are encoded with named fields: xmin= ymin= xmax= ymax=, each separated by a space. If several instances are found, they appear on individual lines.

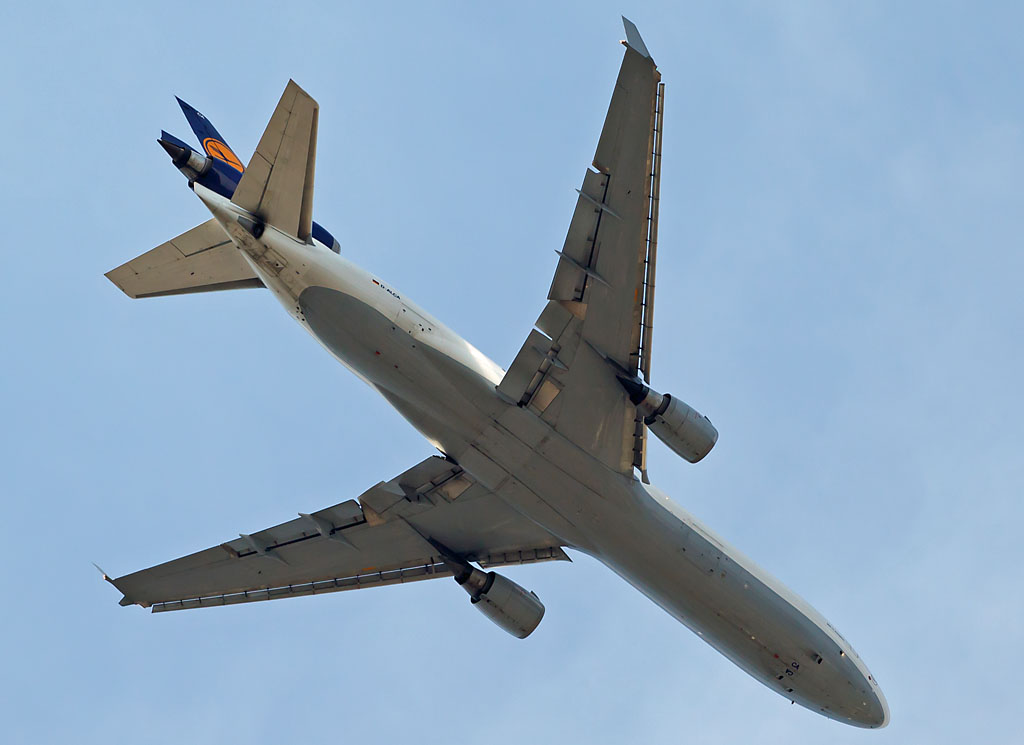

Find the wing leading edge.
xmin=110 ymin=456 xmax=569 ymax=612
xmin=498 ymin=19 xmax=664 ymax=478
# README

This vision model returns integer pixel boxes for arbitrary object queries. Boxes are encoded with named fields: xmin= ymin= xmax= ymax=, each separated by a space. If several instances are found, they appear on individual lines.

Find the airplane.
xmin=102 ymin=18 xmax=889 ymax=729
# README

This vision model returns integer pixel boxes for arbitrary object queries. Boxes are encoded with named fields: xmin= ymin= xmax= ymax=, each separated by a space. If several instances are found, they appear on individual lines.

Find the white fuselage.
xmin=197 ymin=185 xmax=889 ymax=728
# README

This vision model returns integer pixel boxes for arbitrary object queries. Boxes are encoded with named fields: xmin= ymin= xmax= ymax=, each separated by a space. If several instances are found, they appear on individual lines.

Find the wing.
xmin=105 ymin=219 xmax=263 ymax=298
xmin=497 ymin=19 xmax=664 ymax=478
xmin=110 ymin=456 xmax=568 ymax=612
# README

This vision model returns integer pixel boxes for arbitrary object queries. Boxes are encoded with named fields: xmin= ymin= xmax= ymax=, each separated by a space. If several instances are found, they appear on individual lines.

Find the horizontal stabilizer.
xmin=106 ymin=219 xmax=263 ymax=299
xmin=232 ymin=80 xmax=319 ymax=242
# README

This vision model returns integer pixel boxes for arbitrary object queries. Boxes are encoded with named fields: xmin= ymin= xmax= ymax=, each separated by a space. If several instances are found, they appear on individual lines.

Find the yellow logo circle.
xmin=203 ymin=138 xmax=244 ymax=172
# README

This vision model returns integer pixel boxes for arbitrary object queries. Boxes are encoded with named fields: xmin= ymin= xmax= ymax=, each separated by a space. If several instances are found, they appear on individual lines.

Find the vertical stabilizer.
xmin=176 ymin=97 xmax=245 ymax=174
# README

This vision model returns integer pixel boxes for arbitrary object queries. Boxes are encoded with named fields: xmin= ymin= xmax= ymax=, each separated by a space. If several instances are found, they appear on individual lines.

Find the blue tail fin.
xmin=159 ymin=130 xmax=192 ymax=151
xmin=176 ymin=97 xmax=245 ymax=174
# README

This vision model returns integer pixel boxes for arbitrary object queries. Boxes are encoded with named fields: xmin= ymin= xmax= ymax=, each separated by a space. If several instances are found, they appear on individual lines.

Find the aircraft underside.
xmin=262 ymin=245 xmax=888 ymax=726
xmin=102 ymin=18 xmax=888 ymax=729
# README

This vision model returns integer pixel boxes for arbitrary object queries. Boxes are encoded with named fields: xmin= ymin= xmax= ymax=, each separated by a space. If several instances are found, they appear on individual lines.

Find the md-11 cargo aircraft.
xmin=103 ymin=18 xmax=888 ymax=728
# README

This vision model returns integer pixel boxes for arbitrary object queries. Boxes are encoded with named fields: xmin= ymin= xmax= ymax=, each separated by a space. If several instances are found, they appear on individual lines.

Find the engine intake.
xmin=619 ymin=376 xmax=718 ymax=463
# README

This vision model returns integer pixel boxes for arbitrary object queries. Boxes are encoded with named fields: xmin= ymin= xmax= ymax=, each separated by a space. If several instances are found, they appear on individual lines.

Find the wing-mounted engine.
xmin=619 ymin=377 xmax=718 ymax=464
xmin=429 ymin=539 xmax=545 ymax=638
xmin=455 ymin=565 xmax=545 ymax=639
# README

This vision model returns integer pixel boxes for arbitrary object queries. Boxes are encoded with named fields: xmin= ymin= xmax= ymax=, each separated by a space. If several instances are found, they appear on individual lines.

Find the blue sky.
xmin=2 ymin=2 xmax=1021 ymax=742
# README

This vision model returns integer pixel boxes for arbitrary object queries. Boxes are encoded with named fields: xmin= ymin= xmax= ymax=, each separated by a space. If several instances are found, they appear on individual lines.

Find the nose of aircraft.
xmin=809 ymin=654 xmax=890 ymax=728
xmin=851 ymin=688 xmax=890 ymax=728
xmin=864 ymin=687 xmax=888 ymax=728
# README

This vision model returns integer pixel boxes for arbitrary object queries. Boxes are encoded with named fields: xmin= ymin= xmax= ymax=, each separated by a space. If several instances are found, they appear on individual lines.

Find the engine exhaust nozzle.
xmin=158 ymin=138 xmax=211 ymax=179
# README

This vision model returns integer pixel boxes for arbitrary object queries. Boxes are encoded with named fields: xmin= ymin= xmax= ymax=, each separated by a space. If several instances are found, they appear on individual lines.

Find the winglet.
xmin=621 ymin=16 xmax=653 ymax=61
xmin=94 ymin=562 xmax=137 ymax=606
xmin=92 ymin=562 xmax=113 ymax=583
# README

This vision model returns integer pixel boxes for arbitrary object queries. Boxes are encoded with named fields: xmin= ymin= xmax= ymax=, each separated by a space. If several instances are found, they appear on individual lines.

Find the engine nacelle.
xmin=158 ymin=138 xmax=212 ymax=180
xmin=619 ymin=377 xmax=719 ymax=463
xmin=647 ymin=393 xmax=719 ymax=463
xmin=455 ymin=566 xmax=545 ymax=639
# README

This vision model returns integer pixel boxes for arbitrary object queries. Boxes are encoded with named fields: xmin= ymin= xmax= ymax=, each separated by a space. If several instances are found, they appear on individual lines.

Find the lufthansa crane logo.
xmin=202 ymin=138 xmax=244 ymax=172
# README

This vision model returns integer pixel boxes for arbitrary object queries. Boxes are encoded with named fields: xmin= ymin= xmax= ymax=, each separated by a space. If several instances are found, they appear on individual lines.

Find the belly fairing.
xmin=298 ymin=285 xmax=502 ymax=455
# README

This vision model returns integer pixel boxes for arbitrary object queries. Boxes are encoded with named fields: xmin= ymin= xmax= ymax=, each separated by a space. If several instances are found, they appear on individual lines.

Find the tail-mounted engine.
xmin=159 ymin=137 xmax=212 ymax=181
xmin=619 ymin=377 xmax=718 ymax=463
